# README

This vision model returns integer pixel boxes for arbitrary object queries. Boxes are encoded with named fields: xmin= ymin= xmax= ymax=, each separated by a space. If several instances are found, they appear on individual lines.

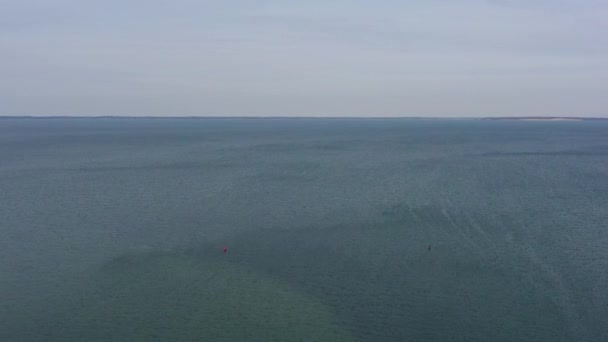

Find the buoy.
xmin=427 ymin=244 xmax=431 ymax=251
xmin=223 ymin=246 xmax=227 ymax=253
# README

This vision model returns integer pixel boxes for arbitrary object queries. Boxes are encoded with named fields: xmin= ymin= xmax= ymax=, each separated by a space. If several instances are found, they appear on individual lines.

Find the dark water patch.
xmin=0 ymin=131 xmax=213 ymax=150
xmin=245 ymin=161 xmax=322 ymax=183
xmin=482 ymin=149 xmax=608 ymax=157
xmin=249 ymin=172 xmax=317 ymax=183
xmin=76 ymin=161 xmax=224 ymax=173
xmin=249 ymin=139 xmax=363 ymax=154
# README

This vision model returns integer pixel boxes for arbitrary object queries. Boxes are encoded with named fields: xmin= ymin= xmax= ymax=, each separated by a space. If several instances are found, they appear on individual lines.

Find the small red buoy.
xmin=223 ymin=246 xmax=227 ymax=253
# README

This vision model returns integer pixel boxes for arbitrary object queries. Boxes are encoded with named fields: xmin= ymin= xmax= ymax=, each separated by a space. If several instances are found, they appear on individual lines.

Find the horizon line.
xmin=1 ymin=115 xmax=607 ymax=120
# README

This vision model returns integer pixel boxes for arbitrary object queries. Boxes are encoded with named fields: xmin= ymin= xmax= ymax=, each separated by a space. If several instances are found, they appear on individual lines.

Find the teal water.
xmin=1 ymin=118 xmax=607 ymax=341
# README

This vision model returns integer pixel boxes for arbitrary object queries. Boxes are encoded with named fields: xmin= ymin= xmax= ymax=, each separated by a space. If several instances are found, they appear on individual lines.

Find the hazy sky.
xmin=2 ymin=0 xmax=607 ymax=117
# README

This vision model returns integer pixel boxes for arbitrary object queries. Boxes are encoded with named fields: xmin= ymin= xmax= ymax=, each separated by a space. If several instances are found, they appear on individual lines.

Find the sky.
xmin=1 ymin=0 xmax=607 ymax=117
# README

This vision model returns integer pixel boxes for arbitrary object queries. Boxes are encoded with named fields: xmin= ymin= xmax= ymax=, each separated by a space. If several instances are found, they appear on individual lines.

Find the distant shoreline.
xmin=482 ymin=117 xmax=607 ymax=121
xmin=0 ymin=115 xmax=606 ymax=121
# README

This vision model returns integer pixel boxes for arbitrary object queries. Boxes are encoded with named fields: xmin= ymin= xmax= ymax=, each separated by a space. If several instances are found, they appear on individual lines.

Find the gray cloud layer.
xmin=2 ymin=0 xmax=607 ymax=116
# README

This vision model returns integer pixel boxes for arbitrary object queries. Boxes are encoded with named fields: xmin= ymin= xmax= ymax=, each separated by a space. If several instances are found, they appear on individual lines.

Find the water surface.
xmin=1 ymin=118 xmax=607 ymax=341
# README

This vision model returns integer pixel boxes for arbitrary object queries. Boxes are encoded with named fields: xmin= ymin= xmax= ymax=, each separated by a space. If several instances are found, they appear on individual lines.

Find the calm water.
xmin=1 ymin=118 xmax=607 ymax=341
